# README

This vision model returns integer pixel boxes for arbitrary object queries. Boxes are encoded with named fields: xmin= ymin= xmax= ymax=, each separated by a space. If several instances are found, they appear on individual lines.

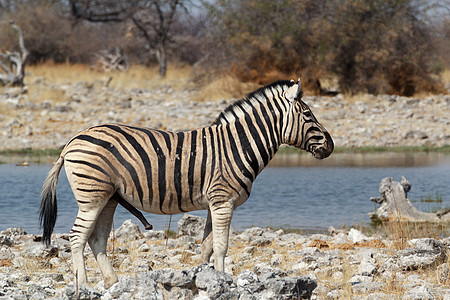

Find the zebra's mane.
xmin=213 ymin=80 xmax=296 ymax=125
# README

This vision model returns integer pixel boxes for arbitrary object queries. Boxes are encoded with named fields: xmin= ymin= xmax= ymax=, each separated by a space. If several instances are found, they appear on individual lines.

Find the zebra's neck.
xmin=212 ymin=81 xmax=293 ymax=178
xmin=213 ymin=80 xmax=292 ymax=127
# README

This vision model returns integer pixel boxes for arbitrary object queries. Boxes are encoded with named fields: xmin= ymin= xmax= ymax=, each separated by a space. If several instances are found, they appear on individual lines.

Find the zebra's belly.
xmin=122 ymin=189 xmax=210 ymax=215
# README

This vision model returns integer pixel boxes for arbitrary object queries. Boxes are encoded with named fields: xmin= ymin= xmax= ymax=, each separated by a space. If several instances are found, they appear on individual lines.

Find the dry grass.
xmin=4 ymin=63 xmax=447 ymax=107
xmin=15 ymin=63 xmax=262 ymax=105
xmin=22 ymin=62 xmax=197 ymax=105
xmin=192 ymin=74 xmax=260 ymax=102
xmin=27 ymin=62 xmax=192 ymax=90
xmin=442 ymin=69 xmax=450 ymax=86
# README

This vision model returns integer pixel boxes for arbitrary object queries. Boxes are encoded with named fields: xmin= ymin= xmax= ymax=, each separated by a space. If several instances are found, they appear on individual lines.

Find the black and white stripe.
xmin=39 ymin=79 xmax=333 ymax=287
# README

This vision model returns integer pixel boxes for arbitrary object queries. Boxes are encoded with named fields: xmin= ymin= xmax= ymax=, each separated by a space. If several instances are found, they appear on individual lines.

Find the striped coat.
xmin=40 ymin=79 xmax=333 ymax=288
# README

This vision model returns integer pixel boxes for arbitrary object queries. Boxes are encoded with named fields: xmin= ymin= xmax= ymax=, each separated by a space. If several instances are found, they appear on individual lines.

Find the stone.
xmin=113 ymin=219 xmax=143 ymax=242
xmin=60 ymin=283 xmax=102 ymax=300
xmin=261 ymin=276 xmax=317 ymax=299
xmin=279 ymin=233 xmax=307 ymax=244
xmin=326 ymin=289 xmax=341 ymax=299
xmin=397 ymin=238 xmax=446 ymax=270
xmin=133 ymin=273 xmax=164 ymax=299
xmin=405 ymin=130 xmax=428 ymax=139
xmin=348 ymin=228 xmax=368 ymax=243
xmin=143 ymin=230 xmax=166 ymax=240
xmin=236 ymin=270 xmax=261 ymax=294
xmin=253 ymin=263 xmax=287 ymax=277
xmin=194 ymin=264 xmax=234 ymax=299
xmin=402 ymin=285 xmax=435 ymax=300
xmin=1 ymin=227 xmax=27 ymax=236
xmin=358 ymin=257 xmax=378 ymax=276
xmin=168 ymin=288 xmax=194 ymax=300
xmin=0 ymin=235 xmax=14 ymax=247
xmin=138 ymin=243 xmax=150 ymax=252
xmin=351 ymin=281 xmax=384 ymax=294
xmin=177 ymin=214 xmax=206 ymax=238
xmin=151 ymin=268 xmax=195 ymax=288
xmin=22 ymin=244 xmax=58 ymax=259
xmin=250 ymin=237 xmax=272 ymax=247
xmin=349 ymin=274 xmax=374 ymax=284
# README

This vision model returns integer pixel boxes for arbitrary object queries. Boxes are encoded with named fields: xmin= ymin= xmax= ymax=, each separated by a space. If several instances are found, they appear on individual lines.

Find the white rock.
xmin=348 ymin=228 xmax=368 ymax=243
xmin=402 ymin=285 xmax=435 ymax=300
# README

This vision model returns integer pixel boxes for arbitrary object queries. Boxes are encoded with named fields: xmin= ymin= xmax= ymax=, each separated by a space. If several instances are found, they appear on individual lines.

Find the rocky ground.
xmin=1 ymin=77 xmax=449 ymax=299
xmin=0 ymin=76 xmax=449 ymax=151
xmin=0 ymin=215 xmax=449 ymax=299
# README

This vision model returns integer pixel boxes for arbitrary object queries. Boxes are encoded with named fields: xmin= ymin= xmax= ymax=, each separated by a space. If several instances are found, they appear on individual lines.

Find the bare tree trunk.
xmin=0 ymin=23 xmax=28 ymax=87
xmin=156 ymin=43 xmax=167 ymax=77
xmin=369 ymin=177 xmax=450 ymax=223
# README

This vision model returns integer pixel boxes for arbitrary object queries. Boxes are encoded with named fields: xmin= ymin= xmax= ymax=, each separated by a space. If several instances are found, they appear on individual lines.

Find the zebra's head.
xmin=282 ymin=79 xmax=334 ymax=159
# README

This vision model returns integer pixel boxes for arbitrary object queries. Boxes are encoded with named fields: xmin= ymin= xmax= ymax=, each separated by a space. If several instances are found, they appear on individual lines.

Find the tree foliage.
xmin=203 ymin=0 xmax=446 ymax=95
xmin=326 ymin=0 xmax=444 ymax=95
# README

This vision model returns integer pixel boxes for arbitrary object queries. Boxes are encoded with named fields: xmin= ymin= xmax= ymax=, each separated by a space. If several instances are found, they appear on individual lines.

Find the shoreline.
xmin=1 ymin=146 xmax=450 ymax=166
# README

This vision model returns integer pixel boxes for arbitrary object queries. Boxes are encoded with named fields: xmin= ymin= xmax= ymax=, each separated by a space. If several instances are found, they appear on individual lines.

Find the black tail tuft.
xmin=39 ymin=156 xmax=64 ymax=247
xmin=39 ymin=192 xmax=58 ymax=247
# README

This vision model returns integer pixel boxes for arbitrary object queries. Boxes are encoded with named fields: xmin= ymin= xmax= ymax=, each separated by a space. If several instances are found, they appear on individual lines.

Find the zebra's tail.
xmin=39 ymin=154 xmax=64 ymax=247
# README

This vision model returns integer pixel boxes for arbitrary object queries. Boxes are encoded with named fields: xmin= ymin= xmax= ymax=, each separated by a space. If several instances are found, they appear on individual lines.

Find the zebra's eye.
xmin=303 ymin=110 xmax=312 ymax=117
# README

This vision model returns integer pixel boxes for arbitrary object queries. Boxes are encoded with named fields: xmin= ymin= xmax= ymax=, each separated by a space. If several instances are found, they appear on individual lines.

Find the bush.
xmin=202 ymin=0 xmax=446 ymax=95
xmin=327 ymin=0 xmax=445 ymax=95
xmin=0 ymin=3 xmax=102 ymax=64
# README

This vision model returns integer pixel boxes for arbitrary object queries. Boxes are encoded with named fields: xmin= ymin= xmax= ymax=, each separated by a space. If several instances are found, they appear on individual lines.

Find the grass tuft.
xmin=420 ymin=192 xmax=443 ymax=203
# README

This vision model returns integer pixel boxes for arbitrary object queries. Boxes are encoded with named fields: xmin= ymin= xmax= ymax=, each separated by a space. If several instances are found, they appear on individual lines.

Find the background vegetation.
xmin=0 ymin=0 xmax=448 ymax=95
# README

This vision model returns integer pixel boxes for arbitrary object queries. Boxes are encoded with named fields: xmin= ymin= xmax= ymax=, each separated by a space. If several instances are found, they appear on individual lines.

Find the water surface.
xmin=1 ymin=153 xmax=449 ymax=234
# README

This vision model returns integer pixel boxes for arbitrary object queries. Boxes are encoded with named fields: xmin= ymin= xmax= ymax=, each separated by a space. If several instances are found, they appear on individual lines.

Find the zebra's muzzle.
xmin=311 ymin=132 xmax=334 ymax=159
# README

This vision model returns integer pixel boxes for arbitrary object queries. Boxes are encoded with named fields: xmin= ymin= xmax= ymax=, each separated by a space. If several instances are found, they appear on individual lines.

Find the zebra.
xmin=40 ymin=78 xmax=333 ymax=288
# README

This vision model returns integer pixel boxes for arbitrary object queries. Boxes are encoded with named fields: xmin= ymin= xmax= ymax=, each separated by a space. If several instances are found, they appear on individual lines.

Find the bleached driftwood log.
xmin=0 ymin=23 xmax=28 ymax=87
xmin=369 ymin=176 xmax=450 ymax=222
xmin=95 ymin=47 xmax=129 ymax=72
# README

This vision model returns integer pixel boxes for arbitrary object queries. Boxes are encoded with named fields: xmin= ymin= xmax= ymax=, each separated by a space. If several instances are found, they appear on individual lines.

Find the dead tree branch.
xmin=95 ymin=47 xmax=129 ymax=72
xmin=69 ymin=0 xmax=189 ymax=77
xmin=0 ymin=22 xmax=28 ymax=87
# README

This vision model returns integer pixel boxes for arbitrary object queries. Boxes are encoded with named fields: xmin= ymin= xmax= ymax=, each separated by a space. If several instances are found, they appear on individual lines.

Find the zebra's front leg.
xmin=200 ymin=209 xmax=213 ymax=263
xmin=210 ymin=201 xmax=234 ymax=272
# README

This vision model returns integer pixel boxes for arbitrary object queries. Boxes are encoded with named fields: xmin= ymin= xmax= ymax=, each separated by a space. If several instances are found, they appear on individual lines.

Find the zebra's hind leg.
xmin=88 ymin=199 xmax=118 ymax=289
xmin=200 ymin=209 xmax=213 ymax=263
xmin=70 ymin=202 xmax=109 ymax=287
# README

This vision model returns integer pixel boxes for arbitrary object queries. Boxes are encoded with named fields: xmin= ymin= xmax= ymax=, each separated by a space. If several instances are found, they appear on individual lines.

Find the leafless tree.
xmin=69 ymin=0 xmax=191 ymax=77
xmin=0 ymin=22 xmax=28 ymax=86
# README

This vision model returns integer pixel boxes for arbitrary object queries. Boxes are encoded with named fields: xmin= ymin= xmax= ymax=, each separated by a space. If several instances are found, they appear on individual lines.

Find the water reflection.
xmin=270 ymin=152 xmax=450 ymax=168
xmin=2 ymin=152 xmax=450 ymax=168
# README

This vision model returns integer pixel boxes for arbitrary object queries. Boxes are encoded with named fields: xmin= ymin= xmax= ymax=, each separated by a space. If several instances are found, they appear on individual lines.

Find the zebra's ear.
xmin=285 ymin=78 xmax=302 ymax=102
